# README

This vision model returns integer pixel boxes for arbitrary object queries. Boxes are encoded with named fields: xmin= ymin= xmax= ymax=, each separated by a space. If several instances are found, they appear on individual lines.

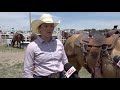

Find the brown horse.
xmin=30 ymin=33 xmax=38 ymax=42
xmin=11 ymin=32 xmax=25 ymax=48
xmin=61 ymin=30 xmax=81 ymax=45
xmin=64 ymin=30 xmax=120 ymax=78
xmin=61 ymin=31 xmax=72 ymax=39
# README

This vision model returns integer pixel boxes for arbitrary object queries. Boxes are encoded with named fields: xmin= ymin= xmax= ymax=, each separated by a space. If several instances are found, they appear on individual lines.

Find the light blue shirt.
xmin=23 ymin=36 xmax=68 ymax=78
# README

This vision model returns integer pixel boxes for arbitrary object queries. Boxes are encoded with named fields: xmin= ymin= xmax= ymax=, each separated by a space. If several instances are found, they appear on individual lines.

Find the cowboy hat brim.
xmin=31 ymin=20 xmax=59 ymax=34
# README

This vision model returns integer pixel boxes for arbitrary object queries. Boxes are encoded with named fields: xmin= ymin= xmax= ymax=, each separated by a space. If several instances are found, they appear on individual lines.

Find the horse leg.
xmin=17 ymin=41 xmax=19 ymax=48
xmin=11 ymin=40 xmax=15 ymax=48
xmin=19 ymin=42 xmax=21 ymax=48
xmin=21 ymin=40 xmax=24 ymax=48
xmin=68 ymin=56 xmax=82 ymax=76
xmin=17 ymin=41 xmax=21 ymax=48
xmin=11 ymin=40 xmax=13 ymax=47
xmin=13 ymin=42 xmax=14 ymax=47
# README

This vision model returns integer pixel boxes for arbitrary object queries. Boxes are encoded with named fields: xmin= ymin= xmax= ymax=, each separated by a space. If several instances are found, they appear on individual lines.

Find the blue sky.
xmin=0 ymin=12 xmax=120 ymax=31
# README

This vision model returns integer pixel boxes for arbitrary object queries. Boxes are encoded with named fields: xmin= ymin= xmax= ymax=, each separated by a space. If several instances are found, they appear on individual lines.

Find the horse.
xmin=30 ymin=33 xmax=38 ymax=42
xmin=61 ymin=30 xmax=81 ymax=45
xmin=64 ymin=30 xmax=120 ymax=78
xmin=11 ymin=32 xmax=25 ymax=48
xmin=61 ymin=31 xmax=72 ymax=39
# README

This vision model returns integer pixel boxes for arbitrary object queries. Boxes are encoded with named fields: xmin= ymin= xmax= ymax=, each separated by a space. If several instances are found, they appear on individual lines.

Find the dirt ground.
xmin=0 ymin=45 xmax=25 ymax=78
xmin=0 ymin=51 xmax=24 ymax=68
xmin=0 ymin=45 xmax=91 ymax=78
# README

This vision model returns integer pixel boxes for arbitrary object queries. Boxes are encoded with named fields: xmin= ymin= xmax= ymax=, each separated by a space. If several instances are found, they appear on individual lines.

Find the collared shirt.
xmin=23 ymin=36 xmax=68 ymax=78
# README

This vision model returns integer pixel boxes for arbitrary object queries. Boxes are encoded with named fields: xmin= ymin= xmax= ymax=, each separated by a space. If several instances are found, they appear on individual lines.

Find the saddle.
xmin=105 ymin=30 xmax=120 ymax=37
xmin=75 ymin=33 xmax=120 ymax=51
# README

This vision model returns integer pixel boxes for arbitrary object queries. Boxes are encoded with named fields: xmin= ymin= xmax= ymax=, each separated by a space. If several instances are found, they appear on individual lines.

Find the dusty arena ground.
xmin=0 ymin=45 xmax=91 ymax=78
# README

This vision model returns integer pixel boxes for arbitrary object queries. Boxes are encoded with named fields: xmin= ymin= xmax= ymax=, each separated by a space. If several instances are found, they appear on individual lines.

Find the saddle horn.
xmin=113 ymin=25 xmax=118 ymax=30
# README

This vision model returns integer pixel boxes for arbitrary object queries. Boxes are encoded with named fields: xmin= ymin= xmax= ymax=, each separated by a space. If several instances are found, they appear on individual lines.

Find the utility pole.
xmin=29 ymin=12 xmax=31 ymax=32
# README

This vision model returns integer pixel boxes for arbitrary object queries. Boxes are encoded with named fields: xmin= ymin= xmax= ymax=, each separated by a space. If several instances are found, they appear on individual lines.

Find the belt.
xmin=33 ymin=74 xmax=48 ymax=78
xmin=33 ymin=71 xmax=64 ymax=78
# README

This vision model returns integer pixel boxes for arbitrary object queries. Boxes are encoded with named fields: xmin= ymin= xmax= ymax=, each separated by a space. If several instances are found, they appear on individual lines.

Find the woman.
xmin=23 ymin=13 xmax=68 ymax=78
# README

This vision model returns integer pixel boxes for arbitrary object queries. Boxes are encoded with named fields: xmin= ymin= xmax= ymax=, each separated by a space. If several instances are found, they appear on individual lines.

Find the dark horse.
xmin=61 ymin=30 xmax=81 ymax=45
xmin=11 ymin=33 xmax=25 ymax=48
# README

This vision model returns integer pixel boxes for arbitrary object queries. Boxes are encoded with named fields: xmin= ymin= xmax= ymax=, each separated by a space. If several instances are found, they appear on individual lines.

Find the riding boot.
xmin=94 ymin=63 xmax=102 ymax=78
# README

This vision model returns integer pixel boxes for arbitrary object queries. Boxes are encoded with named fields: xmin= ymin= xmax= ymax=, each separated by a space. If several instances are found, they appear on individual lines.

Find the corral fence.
xmin=0 ymin=31 xmax=67 ymax=47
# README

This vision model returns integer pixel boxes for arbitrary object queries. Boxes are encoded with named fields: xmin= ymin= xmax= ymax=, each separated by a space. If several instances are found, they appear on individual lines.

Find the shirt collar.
xmin=37 ymin=36 xmax=56 ymax=43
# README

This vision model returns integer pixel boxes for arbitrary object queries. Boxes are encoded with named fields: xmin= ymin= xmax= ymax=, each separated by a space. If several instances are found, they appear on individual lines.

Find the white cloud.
xmin=60 ymin=19 xmax=120 ymax=30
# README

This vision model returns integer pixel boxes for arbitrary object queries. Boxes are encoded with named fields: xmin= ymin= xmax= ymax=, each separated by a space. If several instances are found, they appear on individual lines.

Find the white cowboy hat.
xmin=31 ymin=13 xmax=60 ymax=34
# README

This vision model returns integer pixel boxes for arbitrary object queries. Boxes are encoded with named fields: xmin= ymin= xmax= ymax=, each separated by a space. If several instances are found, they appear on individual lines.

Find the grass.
xmin=0 ymin=45 xmax=91 ymax=78
xmin=0 ymin=45 xmax=24 ymax=78
xmin=0 ymin=64 xmax=91 ymax=78
xmin=0 ymin=45 xmax=24 ymax=52
xmin=79 ymin=67 xmax=91 ymax=78
xmin=0 ymin=63 xmax=23 ymax=78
